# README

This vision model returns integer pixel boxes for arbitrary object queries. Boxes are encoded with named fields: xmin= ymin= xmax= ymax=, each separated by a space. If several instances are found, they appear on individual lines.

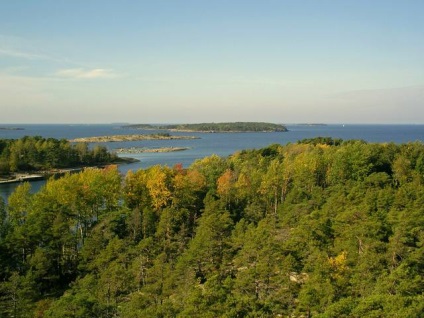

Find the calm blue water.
xmin=1 ymin=124 xmax=424 ymax=201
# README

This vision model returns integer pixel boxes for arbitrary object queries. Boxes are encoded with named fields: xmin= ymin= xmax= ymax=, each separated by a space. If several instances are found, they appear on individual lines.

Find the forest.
xmin=0 ymin=138 xmax=424 ymax=317
xmin=0 ymin=136 xmax=118 ymax=176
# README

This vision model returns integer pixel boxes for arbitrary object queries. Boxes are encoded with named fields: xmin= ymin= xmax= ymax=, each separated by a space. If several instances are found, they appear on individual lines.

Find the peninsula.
xmin=0 ymin=136 xmax=139 ymax=184
xmin=69 ymin=133 xmax=199 ymax=143
xmin=122 ymin=122 xmax=288 ymax=132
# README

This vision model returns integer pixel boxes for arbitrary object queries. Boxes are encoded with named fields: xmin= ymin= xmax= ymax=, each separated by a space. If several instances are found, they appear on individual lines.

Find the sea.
xmin=1 ymin=123 xmax=424 ymax=201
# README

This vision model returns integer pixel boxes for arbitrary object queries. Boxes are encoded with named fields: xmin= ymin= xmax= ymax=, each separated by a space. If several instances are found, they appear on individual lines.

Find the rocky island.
xmin=122 ymin=122 xmax=288 ymax=132
xmin=69 ymin=133 xmax=199 ymax=142
xmin=115 ymin=147 xmax=190 ymax=154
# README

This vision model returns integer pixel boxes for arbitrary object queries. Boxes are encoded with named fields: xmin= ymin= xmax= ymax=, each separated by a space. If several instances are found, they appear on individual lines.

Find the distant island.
xmin=122 ymin=122 xmax=288 ymax=132
xmin=115 ymin=146 xmax=190 ymax=154
xmin=0 ymin=127 xmax=24 ymax=130
xmin=294 ymin=123 xmax=327 ymax=126
xmin=69 ymin=133 xmax=199 ymax=143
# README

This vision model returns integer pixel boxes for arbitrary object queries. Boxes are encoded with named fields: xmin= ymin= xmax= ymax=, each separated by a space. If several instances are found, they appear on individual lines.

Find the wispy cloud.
xmin=0 ymin=45 xmax=86 ymax=67
xmin=56 ymin=68 xmax=117 ymax=79
xmin=0 ymin=34 xmax=94 ymax=68
xmin=0 ymin=48 xmax=51 ymax=60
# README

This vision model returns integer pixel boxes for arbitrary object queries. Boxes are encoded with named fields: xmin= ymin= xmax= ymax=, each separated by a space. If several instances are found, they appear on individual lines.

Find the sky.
xmin=0 ymin=0 xmax=423 ymax=124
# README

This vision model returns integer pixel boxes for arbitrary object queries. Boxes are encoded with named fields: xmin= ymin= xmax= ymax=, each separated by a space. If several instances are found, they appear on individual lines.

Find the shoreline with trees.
xmin=0 ymin=136 xmax=138 ymax=183
xmin=123 ymin=121 xmax=288 ymax=132
xmin=0 ymin=157 xmax=138 ymax=184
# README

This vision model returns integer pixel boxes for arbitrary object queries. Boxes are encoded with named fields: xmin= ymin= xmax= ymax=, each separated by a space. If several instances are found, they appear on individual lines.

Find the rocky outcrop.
xmin=69 ymin=134 xmax=199 ymax=142
xmin=115 ymin=147 xmax=190 ymax=154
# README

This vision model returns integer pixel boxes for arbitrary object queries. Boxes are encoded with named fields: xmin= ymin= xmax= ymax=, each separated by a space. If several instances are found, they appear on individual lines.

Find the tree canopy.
xmin=1 ymin=138 xmax=424 ymax=317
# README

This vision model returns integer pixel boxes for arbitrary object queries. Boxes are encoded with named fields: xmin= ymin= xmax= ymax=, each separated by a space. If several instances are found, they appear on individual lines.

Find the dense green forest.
xmin=0 ymin=136 xmax=118 ymax=175
xmin=123 ymin=122 xmax=288 ymax=132
xmin=1 ymin=138 xmax=424 ymax=317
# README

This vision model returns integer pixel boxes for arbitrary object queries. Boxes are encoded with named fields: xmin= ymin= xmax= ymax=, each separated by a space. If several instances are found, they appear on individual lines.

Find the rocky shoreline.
xmin=69 ymin=134 xmax=199 ymax=142
xmin=0 ymin=157 xmax=139 ymax=184
xmin=115 ymin=147 xmax=190 ymax=154
xmin=0 ymin=170 xmax=80 ymax=184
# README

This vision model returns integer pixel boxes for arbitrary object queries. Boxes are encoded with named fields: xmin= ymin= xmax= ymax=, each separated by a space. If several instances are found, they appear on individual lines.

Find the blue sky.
xmin=0 ymin=0 xmax=423 ymax=124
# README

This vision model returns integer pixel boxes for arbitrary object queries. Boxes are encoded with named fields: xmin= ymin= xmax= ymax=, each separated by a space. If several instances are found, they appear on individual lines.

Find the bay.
xmin=1 ymin=123 xmax=424 ymax=201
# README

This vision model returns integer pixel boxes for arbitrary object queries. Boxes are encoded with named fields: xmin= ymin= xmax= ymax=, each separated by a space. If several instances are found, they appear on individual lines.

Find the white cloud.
xmin=55 ymin=68 xmax=117 ymax=79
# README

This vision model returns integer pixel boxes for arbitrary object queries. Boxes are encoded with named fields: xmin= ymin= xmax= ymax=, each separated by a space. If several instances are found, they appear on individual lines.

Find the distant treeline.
xmin=0 ymin=136 xmax=117 ymax=174
xmin=1 ymin=137 xmax=424 ymax=317
xmin=124 ymin=122 xmax=288 ymax=132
